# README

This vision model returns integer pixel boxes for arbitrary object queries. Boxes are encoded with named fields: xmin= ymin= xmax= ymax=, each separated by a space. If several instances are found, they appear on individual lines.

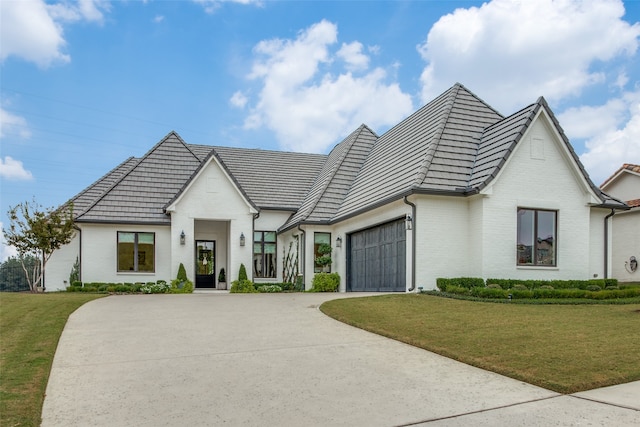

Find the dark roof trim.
xmin=75 ymin=219 xmax=171 ymax=226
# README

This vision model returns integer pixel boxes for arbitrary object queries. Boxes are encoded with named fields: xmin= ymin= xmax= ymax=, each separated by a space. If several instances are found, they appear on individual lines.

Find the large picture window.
xmin=253 ymin=231 xmax=276 ymax=278
xmin=118 ymin=232 xmax=155 ymax=272
xmin=314 ymin=232 xmax=331 ymax=273
xmin=517 ymin=209 xmax=557 ymax=266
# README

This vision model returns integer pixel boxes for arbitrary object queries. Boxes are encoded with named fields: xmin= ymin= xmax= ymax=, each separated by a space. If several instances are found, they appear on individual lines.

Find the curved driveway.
xmin=42 ymin=294 xmax=639 ymax=426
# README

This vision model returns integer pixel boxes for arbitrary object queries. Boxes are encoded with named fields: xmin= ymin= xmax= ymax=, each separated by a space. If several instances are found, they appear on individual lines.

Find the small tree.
xmin=3 ymin=200 xmax=75 ymax=292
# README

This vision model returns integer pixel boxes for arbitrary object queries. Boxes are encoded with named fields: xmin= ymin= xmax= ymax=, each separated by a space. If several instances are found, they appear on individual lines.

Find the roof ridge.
xmin=77 ymin=131 xmax=196 ymax=222
xmin=67 ymin=156 xmax=137 ymax=217
xmin=298 ymin=125 xmax=372 ymax=223
xmin=469 ymin=101 xmax=540 ymax=192
xmin=411 ymin=84 xmax=460 ymax=188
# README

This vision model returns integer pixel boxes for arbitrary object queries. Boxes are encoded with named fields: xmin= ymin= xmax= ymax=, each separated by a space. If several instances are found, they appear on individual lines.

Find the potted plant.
xmin=217 ymin=268 xmax=227 ymax=290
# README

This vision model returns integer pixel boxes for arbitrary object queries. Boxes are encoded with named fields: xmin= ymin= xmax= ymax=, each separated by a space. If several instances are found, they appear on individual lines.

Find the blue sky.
xmin=1 ymin=0 xmax=640 ymax=261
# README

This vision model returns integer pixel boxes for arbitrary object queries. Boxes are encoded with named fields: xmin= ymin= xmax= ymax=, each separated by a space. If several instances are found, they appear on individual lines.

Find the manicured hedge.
xmin=436 ymin=277 xmax=638 ymax=300
xmin=66 ymin=280 xmax=193 ymax=294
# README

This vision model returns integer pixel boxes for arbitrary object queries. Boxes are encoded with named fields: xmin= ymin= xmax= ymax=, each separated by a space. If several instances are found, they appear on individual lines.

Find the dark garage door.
xmin=347 ymin=218 xmax=406 ymax=292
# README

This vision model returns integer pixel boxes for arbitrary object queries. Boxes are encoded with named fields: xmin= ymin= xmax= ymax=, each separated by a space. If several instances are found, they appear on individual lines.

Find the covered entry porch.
xmin=194 ymin=220 xmax=229 ymax=289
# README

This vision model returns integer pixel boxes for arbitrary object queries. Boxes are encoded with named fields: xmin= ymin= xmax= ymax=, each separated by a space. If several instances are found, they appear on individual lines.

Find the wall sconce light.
xmin=405 ymin=215 xmax=413 ymax=230
xmin=240 ymin=232 xmax=246 ymax=247
xmin=626 ymin=256 xmax=638 ymax=273
xmin=180 ymin=230 xmax=185 ymax=245
xmin=336 ymin=237 xmax=342 ymax=248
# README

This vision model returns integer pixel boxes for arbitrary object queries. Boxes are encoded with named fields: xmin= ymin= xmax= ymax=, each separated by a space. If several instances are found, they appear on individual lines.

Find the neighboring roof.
xmin=600 ymin=163 xmax=640 ymax=188
xmin=280 ymin=125 xmax=378 ymax=231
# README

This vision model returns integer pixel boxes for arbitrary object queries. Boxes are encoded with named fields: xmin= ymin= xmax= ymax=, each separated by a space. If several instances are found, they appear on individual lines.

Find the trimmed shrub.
xmin=257 ymin=285 xmax=283 ymax=293
xmin=238 ymin=263 xmax=248 ymax=281
xmin=230 ymin=279 xmax=256 ymax=293
xmin=309 ymin=273 xmax=340 ymax=292
xmin=140 ymin=281 xmax=170 ymax=294
xmin=586 ymin=284 xmax=602 ymax=292
xmin=436 ymin=277 xmax=484 ymax=291
xmin=486 ymin=283 xmax=502 ymax=289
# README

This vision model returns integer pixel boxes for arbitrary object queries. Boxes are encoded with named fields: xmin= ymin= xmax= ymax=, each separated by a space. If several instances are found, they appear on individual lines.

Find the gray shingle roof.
xmin=76 ymin=132 xmax=202 ymax=224
xmin=280 ymin=125 xmax=378 ymax=231
xmin=210 ymin=146 xmax=326 ymax=210
xmin=335 ymin=83 xmax=504 ymax=220
xmin=73 ymin=133 xmax=327 ymax=223
xmin=69 ymin=84 xmax=626 ymax=225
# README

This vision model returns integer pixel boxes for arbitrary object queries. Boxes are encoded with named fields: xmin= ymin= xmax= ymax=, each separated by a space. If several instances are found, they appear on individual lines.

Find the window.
xmin=517 ymin=209 xmax=557 ymax=266
xmin=314 ymin=232 xmax=331 ymax=273
xmin=118 ymin=232 xmax=155 ymax=272
xmin=253 ymin=231 xmax=276 ymax=278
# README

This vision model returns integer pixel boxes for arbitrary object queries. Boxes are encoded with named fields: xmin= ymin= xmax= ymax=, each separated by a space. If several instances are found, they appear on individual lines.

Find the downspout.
xmin=604 ymin=209 xmax=615 ymax=279
xmin=252 ymin=212 xmax=260 ymax=282
xmin=403 ymin=196 xmax=416 ymax=292
xmin=297 ymin=224 xmax=306 ymax=287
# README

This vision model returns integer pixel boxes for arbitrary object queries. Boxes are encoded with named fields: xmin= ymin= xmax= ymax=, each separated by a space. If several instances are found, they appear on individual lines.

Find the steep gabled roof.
xmin=335 ymin=83 xmax=503 ymax=220
xmin=76 ymin=131 xmax=202 ymax=224
xmin=280 ymin=125 xmax=378 ymax=231
xmin=68 ymin=156 xmax=139 ymax=218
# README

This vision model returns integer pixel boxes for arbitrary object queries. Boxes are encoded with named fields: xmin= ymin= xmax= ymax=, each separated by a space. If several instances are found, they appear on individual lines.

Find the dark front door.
xmin=347 ymin=219 xmax=406 ymax=292
xmin=195 ymin=241 xmax=215 ymax=288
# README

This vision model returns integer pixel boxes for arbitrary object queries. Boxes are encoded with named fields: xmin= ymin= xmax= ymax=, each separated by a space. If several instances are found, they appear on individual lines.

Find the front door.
xmin=195 ymin=241 xmax=215 ymax=288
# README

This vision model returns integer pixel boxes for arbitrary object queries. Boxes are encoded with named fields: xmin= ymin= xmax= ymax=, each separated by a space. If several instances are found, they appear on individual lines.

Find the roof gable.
xmin=76 ymin=131 xmax=202 ymax=224
xmin=280 ymin=125 xmax=378 ymax=231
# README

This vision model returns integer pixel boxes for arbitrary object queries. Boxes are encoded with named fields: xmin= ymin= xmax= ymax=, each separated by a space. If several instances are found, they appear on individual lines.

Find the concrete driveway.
xmin=42 ymin=293 xmax=639 ymax=426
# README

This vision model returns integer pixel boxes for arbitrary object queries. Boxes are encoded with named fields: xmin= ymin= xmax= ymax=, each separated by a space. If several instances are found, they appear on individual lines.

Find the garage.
xmin=347 ymin=218 xmax=407 ymax=292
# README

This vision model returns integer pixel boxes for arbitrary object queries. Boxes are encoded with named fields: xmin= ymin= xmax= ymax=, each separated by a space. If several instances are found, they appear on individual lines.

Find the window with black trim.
xmin=117 ymin=232 xmax=155 ymax=272
xmin=253 ymin=231 xmax=276 ymax=278
xmin=517 ymin=208 xmax=557 ymax=266
xmin=314 ymin=232 xmax=331 ymax=273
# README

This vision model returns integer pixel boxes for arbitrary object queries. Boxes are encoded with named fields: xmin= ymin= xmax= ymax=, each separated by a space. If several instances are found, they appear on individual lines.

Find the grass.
xmin=0 ymin=292 xmax=104 ymax=427
xmin=321 ymin=294 xmax=640 ymax=394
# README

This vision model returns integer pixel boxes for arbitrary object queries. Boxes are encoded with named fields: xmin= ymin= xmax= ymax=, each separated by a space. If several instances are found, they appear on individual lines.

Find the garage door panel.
xmin=348 ymin=218 xmax=407 ymax=292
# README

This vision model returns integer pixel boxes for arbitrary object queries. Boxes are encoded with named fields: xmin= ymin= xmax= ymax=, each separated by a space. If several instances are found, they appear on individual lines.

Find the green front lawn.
xmin=0 ymin=293 xmax=104 ymax=427
xmin=321 ymin=294 xmax=640 ymax=393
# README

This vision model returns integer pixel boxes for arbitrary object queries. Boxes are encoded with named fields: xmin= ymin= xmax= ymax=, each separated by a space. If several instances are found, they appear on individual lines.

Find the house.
xmin=600 ymin=164 xmax=639 ymax=282
xmin=45 ymin=83 xmax=629 ymax=292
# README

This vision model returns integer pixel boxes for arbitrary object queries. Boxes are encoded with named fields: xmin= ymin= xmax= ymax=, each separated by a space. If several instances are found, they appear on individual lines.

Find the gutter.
xmin=297 ymin=224 xmax=306 ymax=287
xmin=604 ymin=209 xmax=615 ymax=279
xmin=403 ymin=196 xmax=416 ymax=292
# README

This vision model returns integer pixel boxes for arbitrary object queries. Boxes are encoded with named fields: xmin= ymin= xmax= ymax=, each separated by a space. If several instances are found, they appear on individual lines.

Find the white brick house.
xmin=45 ymin=84 xmax=628 ymax=292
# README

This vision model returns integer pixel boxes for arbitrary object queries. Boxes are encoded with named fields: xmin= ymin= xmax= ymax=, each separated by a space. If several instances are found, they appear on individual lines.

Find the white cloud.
xmin=0 ymin=0 xmax=109 ymax=67
xmin=243 ymin=20 xmax=413 ymax=153
xmin=153 ymin=15 xmax=165 ymax=24
xmin=193 ymin=0 xmax=262 ymax=14
xmin=230 ymin=91 xmax=248 ymax=108
xmin=0 ymin=157 xmax=34 ymax=181
xmin=0 ymin=108 xmax=31 ymax=139
xmin=337 ymin=42 xmax=369 ymax=72
xmin=576 ymin=91 xmax=640 ymax=185
xmin=417 ymin=0 xmax=640 ymax=113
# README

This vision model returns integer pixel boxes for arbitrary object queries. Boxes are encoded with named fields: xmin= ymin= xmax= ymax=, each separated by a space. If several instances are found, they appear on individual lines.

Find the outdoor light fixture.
xmin=336 ymin=237 xmax=342 ymax=248
xmin=405 ymin=215 xmax=413 ymax=230
xmin=180 ymin=230 xmax=186 ymax=245
xmin=240 ymin=232 xmax=246 ymax=246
